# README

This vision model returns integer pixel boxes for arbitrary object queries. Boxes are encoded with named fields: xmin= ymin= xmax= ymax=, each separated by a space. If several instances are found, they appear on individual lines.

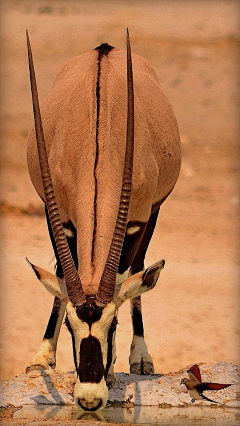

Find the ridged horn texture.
xmin=26 ymin=31 xmax=86 ymax=306
xmin=96 ymin=29 xmax=135 ymax=306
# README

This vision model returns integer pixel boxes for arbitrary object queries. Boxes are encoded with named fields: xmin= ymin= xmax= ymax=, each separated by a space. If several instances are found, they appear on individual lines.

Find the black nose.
xmin=77 ymin=398 xmax=102 ymax=411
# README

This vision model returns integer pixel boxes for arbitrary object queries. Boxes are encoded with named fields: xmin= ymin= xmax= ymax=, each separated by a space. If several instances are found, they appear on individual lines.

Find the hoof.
xmin=106 ymin=374 xmax=116 ymax=389
xmin=26 ymin=359 xmax=56 ymax=373
xmin=26 ymin=342 xmax=56 ymax=373
xmin=130 ymin=360 xmax=154 ymax=375
xmin=26 ymin=364 xmax=49 ymax=373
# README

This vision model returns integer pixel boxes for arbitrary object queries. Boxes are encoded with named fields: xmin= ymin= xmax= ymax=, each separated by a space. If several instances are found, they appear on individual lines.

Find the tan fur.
xmin=27 ymin=47 xmax=181 ymax=293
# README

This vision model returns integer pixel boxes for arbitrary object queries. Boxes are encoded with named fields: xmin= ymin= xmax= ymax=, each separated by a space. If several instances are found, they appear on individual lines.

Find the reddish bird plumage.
xmin=180 ymin=364 xmax=232 ymax=405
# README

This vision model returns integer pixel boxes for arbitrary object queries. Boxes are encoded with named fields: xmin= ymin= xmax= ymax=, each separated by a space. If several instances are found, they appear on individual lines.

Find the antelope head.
xmin=26 ymin=30 xmax=164 ymax=411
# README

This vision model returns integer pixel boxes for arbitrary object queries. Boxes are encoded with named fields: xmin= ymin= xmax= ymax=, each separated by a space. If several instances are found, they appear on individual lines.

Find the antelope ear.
xmin=26 ymin=258 xmax=68 ymax=301
xmin=115 ymin=260 xmax=165 ymax=307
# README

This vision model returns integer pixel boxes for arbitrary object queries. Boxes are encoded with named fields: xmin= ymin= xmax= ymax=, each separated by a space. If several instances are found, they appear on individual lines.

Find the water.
xmin=13 ymin=404 xmax=239 ymax=425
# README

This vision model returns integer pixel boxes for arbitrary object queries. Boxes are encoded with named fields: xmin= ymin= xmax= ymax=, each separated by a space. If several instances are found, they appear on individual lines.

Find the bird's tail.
xmin=201 ymin=393 xmax=226 ymax=405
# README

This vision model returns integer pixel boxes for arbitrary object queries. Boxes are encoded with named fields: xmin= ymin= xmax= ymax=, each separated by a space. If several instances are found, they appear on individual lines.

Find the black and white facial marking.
xmin=64 ymin=299 xmax=117 ymax=410
xmin=76 ymin=299 xmax=103 ymax=328
xmin=64 ymin=297 xmax=117 ymax=409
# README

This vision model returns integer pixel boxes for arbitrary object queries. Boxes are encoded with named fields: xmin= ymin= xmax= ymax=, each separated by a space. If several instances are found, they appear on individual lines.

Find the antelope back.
xmin=27 ymin=46 xmax=181 ymax=293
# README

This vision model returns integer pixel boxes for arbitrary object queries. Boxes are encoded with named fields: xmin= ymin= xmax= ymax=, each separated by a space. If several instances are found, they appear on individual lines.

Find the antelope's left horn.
xmin=26 ymin=31 xmax=86 ymax=306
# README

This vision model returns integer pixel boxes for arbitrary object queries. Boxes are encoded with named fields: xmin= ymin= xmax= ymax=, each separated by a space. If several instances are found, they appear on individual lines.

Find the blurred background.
xmin=0 ymin=0 xmax=239 ymax=381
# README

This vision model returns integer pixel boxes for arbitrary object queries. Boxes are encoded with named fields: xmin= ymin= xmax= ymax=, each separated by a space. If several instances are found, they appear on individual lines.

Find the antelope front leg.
xmin=26 ymin=297 xmax=66 ymax=372
xmin=129 ymin=295 xmax=154 ymax=374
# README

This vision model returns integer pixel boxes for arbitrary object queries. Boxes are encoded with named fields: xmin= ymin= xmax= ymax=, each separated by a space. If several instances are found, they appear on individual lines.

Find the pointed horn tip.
xmin=26 ymin=29 xmax=30 ymax=44
xmin=26 ymin=30 xmax=31 ymax=54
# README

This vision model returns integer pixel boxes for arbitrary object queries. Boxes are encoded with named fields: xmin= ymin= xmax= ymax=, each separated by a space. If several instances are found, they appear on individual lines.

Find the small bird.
xmin=180 ymin=364 xmax=232 ymax=405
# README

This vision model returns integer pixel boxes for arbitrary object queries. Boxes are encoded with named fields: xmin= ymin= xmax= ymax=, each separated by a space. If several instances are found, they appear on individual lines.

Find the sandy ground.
xmin=0 ymin=0 xmax=239 ymax=405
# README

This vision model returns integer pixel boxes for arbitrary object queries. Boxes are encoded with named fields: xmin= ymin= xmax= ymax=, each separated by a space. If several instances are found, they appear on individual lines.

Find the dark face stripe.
xmin=65 ymin=303 xmax=117 ymax=385
xmin=79 ymin=336 xmax=104 ymax=383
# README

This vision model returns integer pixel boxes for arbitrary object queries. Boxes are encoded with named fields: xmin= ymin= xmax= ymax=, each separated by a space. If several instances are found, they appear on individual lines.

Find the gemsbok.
xmin=26 ymin=30 xmax=181 ymax=411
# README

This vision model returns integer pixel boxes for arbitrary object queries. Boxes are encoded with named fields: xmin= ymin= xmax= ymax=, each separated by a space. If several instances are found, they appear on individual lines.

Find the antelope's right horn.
xmin=96 ymin=28 xmax=134 ymax=306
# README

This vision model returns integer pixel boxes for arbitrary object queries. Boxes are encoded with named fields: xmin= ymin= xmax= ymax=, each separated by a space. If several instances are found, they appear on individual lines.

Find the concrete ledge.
xmin=0 ymin=362 xmax=239 ymax=408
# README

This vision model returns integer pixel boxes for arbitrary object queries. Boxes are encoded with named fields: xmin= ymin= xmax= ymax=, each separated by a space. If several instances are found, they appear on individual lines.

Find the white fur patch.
xmin=66 ymin=302 xmax=90 ymax=366
xmin=74 ymin=376 xmax=108 ymax=410
xmin=63 ymin=227 xmax=75 ymax=238
xmin=91 ymin=302 xmax=116 ymax=366
xmin=41 ymin=277 xmax=68 ymax=302
xmin=129 ymin=335 xmax=153 ymax=365
xmin=27 ymin=339 xmax=56 ymax=370
xmin=126 ymin=225 xmax=141 ymax=235
xmin=116 ymin=268 xmax=130 ymax=285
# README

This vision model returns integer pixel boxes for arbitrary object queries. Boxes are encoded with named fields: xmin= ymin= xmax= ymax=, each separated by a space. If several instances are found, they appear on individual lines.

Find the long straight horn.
xmin=96 ymin=29 xmax=134 ymax=305
xmin=26 ymin=31 xmax=85 ymax=306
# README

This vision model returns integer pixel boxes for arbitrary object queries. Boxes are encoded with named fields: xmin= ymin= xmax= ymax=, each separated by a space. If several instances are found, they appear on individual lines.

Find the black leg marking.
xmin=44 ymin=297 xmax=62 ymax=340
xmin=118 ymin=221 xmax=147 ymax=275
xmin=130 ymin=208 xmax=160 ymax=275
xmin=130 ymin=208 xmax=160 ymax=338
xmin=131 ymin=296 xmax=144 ymax=337
xmin=129 ymin=208 xmax=160 ymax=375
xmin=27 ymin=296 xmax=66 ymax=371
xmin=29 ymin=207 xmax=73 ymax=368
xmin=63 ymin=222 xmax=78 ymax=271
xmin=45 ymin=206 xmax=78 ymax=278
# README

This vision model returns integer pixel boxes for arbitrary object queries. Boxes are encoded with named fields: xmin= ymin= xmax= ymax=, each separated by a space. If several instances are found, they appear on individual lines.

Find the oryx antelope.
xmin=26 ymin=30 xmax=181 ymax=411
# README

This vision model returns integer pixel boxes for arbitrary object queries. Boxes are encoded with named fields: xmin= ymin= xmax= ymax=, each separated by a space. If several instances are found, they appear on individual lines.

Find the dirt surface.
xmin=0 ymin=1 xmax=239 ymax=423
